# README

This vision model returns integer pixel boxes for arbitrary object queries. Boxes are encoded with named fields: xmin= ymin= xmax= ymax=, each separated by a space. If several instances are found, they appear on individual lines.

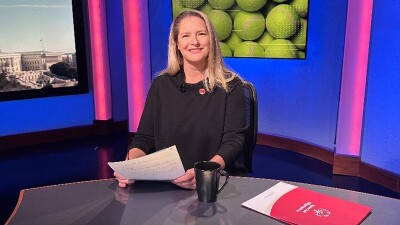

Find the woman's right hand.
xmin=114 ymin=172 xmax=135 ymax=188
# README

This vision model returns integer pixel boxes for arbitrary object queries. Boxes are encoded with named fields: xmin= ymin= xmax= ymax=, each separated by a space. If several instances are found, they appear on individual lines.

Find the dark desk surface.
xmin=6 ymin=177 xmax=400 ymax=225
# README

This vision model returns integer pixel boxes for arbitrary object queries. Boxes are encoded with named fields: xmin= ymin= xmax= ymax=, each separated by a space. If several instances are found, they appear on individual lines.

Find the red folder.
xmin=242 ymin=182 xmax=372 ymax=225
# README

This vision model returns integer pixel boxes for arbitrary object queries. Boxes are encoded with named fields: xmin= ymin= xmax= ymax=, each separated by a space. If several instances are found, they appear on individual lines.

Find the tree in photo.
xmin=49 ymin=62 xmax=78 ymax=79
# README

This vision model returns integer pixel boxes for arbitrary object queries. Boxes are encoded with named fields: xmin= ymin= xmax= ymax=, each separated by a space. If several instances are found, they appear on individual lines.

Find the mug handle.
xmin=216 ymin=170 xmax=229 ymax=195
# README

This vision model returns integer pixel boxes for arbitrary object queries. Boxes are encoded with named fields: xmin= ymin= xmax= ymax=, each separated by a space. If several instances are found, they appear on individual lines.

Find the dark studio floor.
xmin=1 ymin=131 xmax=399 ymax=224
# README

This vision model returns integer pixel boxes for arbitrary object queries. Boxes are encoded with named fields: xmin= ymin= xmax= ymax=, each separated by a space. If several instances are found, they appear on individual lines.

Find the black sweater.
xmin=128 ymin=71 xmax=246 ymax=173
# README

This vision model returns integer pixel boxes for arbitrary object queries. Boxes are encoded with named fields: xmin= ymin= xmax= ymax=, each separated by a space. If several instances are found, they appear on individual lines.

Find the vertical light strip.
xmin=122 ymin=0 xmax=151 ymax=132
xmin=87 ymin=0 xmax=112 ymax=120
xmin=336 ymin=0 xmax=374 ymax=156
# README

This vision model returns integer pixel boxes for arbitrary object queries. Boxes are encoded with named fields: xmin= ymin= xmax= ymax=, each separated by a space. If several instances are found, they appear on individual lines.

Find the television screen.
xmin=172 ymin=0 xmax=309 ymax=59
xmin=0 ymin=0 xmax=89 ymax=101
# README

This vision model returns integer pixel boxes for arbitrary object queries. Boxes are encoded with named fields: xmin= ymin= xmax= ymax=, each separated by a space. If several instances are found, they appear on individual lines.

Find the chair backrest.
xmin=242 ymin=81 xmax=258 ymax=173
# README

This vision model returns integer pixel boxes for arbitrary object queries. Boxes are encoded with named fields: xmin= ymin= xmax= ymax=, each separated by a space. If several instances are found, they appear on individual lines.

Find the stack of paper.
xmin=242 ymin=182 xmax=372 ymax=225
xmin=108 ymin=145 xmax=185 ymax=181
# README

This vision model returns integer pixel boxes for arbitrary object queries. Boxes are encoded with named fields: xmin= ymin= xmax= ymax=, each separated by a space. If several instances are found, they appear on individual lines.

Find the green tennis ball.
xmin=234 ymin=41 xmax=265 ymax=57
xmin=236 ymin=0 xmax=267 ymax=12
xmin=225 ymin=32 xmax=243 ymax=51
xmin=172 ymin=0 xmax=184 ymax=18
xmin=290 ymin=0 xmax=309 ymax=18
xmin=226 ymin=4 xmax=241 ymax=20
xmin=208 ymin=0 xmax=235 ymax=10
xmin=234 ymin=11 xmax=265 ymax=41
xmin=208 ymin=10 xmax=232 ymax=41
xmin=173 ymin=8 xmax=193 ymax=18
xmin=266 ymin=4 xmax=300 ymax=39
xmin=199 ymin=4 xmax=213 ymax=15
xmin=260 ymin=1 xmax=278 ymax=16
xmin=181 ymin=0 xmax=205 ymax=9
xmin=264 ymin=39 xmax=298 ymax=58
xmin=257 ymin=31 xmax=275 ymax=50
xmin=272 ymin=0 xmax=288 ymax=3
xmin=291 ymin=18 xmax=307 ymax=50
xmin=297 ymin=51 xmax=306 ymax=58
xmin=219 ymin=42 xmax=232 ymax=57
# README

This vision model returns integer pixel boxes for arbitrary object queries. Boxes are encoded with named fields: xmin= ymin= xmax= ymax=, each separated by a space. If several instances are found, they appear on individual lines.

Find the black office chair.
xmin=242 ymin=81 xmax=258 ymax=173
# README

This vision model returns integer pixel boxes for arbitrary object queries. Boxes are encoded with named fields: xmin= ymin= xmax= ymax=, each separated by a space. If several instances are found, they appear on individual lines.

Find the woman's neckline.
xmin=184 ymin=79 xmax=203 ymax=86
xmin=183 ymin=66 xmax=205 ymax=84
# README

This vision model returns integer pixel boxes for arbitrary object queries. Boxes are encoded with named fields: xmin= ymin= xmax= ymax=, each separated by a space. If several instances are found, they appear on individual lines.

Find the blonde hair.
xmin=159 ymin=10 xmax=239 ymax=92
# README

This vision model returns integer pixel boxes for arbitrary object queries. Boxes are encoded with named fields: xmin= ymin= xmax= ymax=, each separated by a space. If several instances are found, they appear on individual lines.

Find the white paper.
xmin=242 ymin=182 xmax=297 ymax=215
xmin=108 ymin=145 xmax=185 ymax=180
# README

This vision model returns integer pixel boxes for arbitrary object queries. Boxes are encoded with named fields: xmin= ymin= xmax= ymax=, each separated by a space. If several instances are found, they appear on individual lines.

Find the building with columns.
xmin=0 ymin=51 xmax=65 ymax=73
xmin=0 ymin=50 xmax=75 ymax=91
xmin=0 ymin=52 xmax=22 ymax=74
xmin=20 ymin=51 xmax=63 ymax=71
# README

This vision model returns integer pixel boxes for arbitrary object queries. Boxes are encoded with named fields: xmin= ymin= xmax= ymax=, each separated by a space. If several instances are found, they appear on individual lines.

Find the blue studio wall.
xmin=148 ymin=0 xmax=347 ymax=150
xmin=361 ymin=0 xmax=400 ymax=174
xmin=105 ymin=0 xmax=128 ymax=122
xmin=0 ymin=94 xmax=94 ymax=137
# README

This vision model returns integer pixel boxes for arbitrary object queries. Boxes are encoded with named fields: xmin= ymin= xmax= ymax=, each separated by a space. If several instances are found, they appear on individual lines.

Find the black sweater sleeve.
xmin=215 ymin=79 xmax=246 ymax=166
xmin=127 ymin=80 xmax=157 ymax=154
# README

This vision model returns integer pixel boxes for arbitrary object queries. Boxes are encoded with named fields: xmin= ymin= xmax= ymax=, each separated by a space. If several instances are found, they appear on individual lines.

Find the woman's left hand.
xmin=172 ymin=168 xmax=196 ymax=189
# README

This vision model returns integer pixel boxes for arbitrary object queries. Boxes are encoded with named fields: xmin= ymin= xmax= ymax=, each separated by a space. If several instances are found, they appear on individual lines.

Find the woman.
xmin=115 ymin=10 xmax=246 ymax=189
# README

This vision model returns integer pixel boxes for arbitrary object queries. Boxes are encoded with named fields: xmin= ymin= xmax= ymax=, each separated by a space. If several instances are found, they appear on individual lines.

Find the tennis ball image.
xmin=181 ymin=0 xmax=205 ymax=9
xmin=297 ymin=51 xmax=306 ymax=59
xmin=234 ymin=41 xmax=265 ymax=57
xmin=234 ymin=11 xmax=265 ymax=40
xmin=266 ymin=4 xmax=300 ymax=39
xmin=225 ymin=31 xmax=243 ymax=51
xmin=173 ymin=8 xmax=194 ymax=19
xmin=257 ymin=31 xmax=275 ymax=50
xmin=208 ymin=0 xmax=235 ymax=10
xmin=264 ymin=39 xmax=298 ymax=58
xmin=172 ymin=0 xmax=184 ymax=18
xmin=290 ymin=0 xmax=309 ymax=18
xmin=219 ymin=42 xmax=232 ymax=57
xmin=260 ymin=1 xmax=278 ymax=16
xmin=291 ymin=18 xmax=307 ymax=50
xmin=236 ymin=0 xmax=267 ymax=12
xmin=199 ymin=4 xmax=213 ymax=15
xmin=226 ymin=4 xmax=241 ymax=20
xmin=208 ymin=10 xmax=232 ymax=41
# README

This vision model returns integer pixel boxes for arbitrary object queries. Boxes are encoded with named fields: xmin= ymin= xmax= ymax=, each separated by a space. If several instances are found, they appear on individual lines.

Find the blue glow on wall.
xmin=148 ymin=1 xmax=172 ymax=77
xmin=0 ymin=94 xmax=94 ymax=136
xmin=106 ymin=0 xmax=128 ymax=122
xmin=361 ymin=0 xmax=400 ymax=174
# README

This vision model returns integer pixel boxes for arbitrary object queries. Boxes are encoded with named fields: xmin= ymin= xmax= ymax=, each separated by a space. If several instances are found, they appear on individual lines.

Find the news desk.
xmin=6 ymin=177 xmax=400 ymax=225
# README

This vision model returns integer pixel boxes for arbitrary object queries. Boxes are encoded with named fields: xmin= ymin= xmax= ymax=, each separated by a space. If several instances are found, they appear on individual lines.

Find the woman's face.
xmin=176 ymin=16 xmax=210 ymax=67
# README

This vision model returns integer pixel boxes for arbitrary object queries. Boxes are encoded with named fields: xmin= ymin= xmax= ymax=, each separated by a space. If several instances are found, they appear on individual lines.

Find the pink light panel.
xmin=336 ymin=0 xmax=374 ymax=156
xmin=88 ymin=0 xmax=112 ymax=120
xmin=122 ymin=0 xmax=151 ymax=132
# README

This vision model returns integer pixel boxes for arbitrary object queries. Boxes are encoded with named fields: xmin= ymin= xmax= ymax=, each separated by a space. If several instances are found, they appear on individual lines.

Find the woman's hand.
xmin=114 ymin=172 xmax=135 ymax=188
xmin=172 ymin=168 xmax=196 ymax=190
xmin=114 ymin=148 xmax=146 ymax=188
